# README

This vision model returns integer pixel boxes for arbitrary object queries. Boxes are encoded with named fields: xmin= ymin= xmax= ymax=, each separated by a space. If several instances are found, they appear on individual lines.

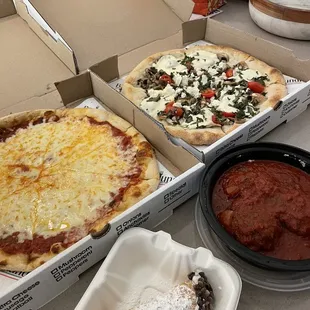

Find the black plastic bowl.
xmin=199 ymin=142 xmax=310 ymax=271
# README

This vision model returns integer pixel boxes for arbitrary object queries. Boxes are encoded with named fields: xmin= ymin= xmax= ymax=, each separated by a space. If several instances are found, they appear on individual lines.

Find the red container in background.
xmin=192 ymin=0 xmax=226 ymax=16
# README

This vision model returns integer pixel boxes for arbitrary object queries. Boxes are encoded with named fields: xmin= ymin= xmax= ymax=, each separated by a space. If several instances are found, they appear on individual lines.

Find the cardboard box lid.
xmin=0 ymin=0 xmax=73 ymax=110
xmin=0 ymin=0 xmax=16 ymax=18
xmin=91 ymin=18 xmax=310 ymax=82
xmin=188 ymin=18 xmax=310 ymax=81
xmin=28 ymin=0 xmax=194 ymax=73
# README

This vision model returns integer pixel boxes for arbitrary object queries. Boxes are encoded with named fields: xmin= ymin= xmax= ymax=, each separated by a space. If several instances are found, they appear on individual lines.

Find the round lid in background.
xmin=268 ymin=0 xmax=310 ymax=10
xmin=249 ymin=0 xmax=310 ymax=40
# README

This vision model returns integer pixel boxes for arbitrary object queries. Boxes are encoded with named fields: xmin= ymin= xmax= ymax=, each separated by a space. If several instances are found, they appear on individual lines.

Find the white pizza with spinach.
xmin=122 ymin=45 xmax=287 ymax=145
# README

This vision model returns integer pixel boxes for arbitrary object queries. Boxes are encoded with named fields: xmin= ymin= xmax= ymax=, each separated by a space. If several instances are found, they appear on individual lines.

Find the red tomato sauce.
xmin=0 ymin=116 xmax=141 ymax=255
xmin=212 ymin=160 xmax=310 ymax=260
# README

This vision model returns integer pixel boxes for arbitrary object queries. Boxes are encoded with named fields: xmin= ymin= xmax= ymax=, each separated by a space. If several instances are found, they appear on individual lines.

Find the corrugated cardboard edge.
xmin=15 ymin=0 xmax=77 ymax=74
xmin=0 ymin=0 xmax=16 ymax=18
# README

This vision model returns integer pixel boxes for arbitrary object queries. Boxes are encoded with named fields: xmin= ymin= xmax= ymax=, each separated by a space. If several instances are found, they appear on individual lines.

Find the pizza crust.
xmin=246 ymin=56 xmax=286 ymax=85
xmin=261 ymin=84 xmax=288 ymax=110
xmin=122 ymin=45 xmax=288 ymax=146
xmin=165 ymin=124 xmax=225 ymax=146
xmin=0 ymin=109 xmax=159 ymax=272
xmin=0 ymin=247 xmax=66 ymax=272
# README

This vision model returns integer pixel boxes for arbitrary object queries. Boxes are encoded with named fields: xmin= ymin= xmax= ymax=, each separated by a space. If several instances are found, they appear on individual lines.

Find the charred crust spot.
xmin=43 ymin=111 xmax=60 ymax=123
xmin=89 ymin=229 xmax=97 ymax=235
xmin=39 ymin=261 xmax=45 ymax=266
xmin=137 ymin=141 xmax=153 ymax=159
xmin=27 ymin=254 xmax=39 ymax=263
xmin=20 ymin=164 xmax=30 ymax=172
xmin=0 ymin=260 xmax=7 ymax=266
xmin=33 ymin=117 xmax=44 ymax=126
xmin=132 ymin=187 xmax=142 ymax=198
xmin=43 ymin=111 xmax=55 ymax=118
xmin=50 ymin=243 xmax=62 ymax=254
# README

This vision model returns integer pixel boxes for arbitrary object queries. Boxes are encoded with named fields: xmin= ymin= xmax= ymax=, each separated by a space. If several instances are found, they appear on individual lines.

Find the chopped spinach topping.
xmin=252 ymin=75 xmax=269 ymax=86
xmin=209 ymin=106 xmax=225 ymax=123
xmin=235 ymin=109 xmax=246 ymax=120
xmin=246 ymin=105 xmax=259 ymax=117
xmin=147 ymin=94 xmax=161 ymax=102
xmin=180 ymin=54 xmax=195 ymax=65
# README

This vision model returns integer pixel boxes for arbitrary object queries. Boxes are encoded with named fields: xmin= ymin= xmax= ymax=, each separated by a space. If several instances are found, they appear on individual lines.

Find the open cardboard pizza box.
xmin=0 ymin=62 xmax=205 ymax=310
xmin=19 ymin=0 xmax=310 ymax=162
xmin=90 ymin=20 xmax=310 ymax=163
xmin=0 ymin=0 xmax=73 ymax=114
xmin=18 ymin=0 xmax=194 ymax=74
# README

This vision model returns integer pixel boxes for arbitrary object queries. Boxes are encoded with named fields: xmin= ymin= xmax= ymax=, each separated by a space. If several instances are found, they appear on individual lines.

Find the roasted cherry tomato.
xmin=248 ymin=81 xmax=265 ymax=93
xmin=222 ymin=112 xmax=235 ymax=118
xmin=164 ymin=102 xmax=184 ymax=117
xmin=164 ymin=101 xmax=174 ymax=114
xmin=202 ymin=89 xmax=215 ymax=99
xmin=225 ymin=68 xmax=234 ymax=78
xmin=174 ymin=107 xmax=184 ymax=117
xmin=212 ymin=115 xmax=221 ymax=124
xmin=159 ymin=74 xmax=173 ymax=84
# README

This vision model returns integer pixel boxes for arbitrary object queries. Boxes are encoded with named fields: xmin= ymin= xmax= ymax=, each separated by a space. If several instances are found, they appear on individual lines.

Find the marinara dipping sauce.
xmin=212 ymin=160 xmax=310 ymax=260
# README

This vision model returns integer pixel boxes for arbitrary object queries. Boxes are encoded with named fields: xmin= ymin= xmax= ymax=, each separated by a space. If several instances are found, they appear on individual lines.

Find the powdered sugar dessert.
xmin=131 ymin=270 xmax=214 ymax=310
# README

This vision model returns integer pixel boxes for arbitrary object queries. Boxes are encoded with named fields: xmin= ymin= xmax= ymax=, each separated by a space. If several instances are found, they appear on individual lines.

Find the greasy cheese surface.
xmin=0 ymin=117 xmax=139 ymax=242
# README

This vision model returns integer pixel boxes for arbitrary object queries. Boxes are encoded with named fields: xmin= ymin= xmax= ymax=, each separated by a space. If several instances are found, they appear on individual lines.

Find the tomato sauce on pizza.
xmin=0 ymin=109 xmax=159 ymax=271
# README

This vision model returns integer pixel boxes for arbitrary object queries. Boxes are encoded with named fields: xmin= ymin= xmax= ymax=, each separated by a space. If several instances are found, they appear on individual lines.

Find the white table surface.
xmin=42 ymin=106 xmax=310 ymax=310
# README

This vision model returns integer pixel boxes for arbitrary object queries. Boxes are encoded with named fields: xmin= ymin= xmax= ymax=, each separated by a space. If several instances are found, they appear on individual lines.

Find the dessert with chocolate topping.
xmin=131 ymin=270 xmax=214 ymax=310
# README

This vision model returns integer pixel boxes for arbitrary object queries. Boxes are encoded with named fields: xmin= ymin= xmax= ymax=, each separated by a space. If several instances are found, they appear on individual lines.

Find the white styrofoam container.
xmin=75 ymin=228 xmax=242 ymax=310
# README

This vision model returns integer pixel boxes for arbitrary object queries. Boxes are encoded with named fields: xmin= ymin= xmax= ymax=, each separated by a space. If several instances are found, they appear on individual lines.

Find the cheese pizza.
xmin=0 ymin=109 xmax=159 ymax=272
xmin=122 ymin=45 xmax=287 ymax=145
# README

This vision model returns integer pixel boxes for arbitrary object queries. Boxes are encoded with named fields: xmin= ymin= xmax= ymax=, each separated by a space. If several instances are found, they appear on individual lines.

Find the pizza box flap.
xmin=0 ymin=0 xmax=73 ymax=110
xmin=90 ymin=18 xmax=310 ymax=83
xmin=55 ymin=71 xmax=200 ymax=173
xmin=24 ymin=0 xmax=194 ymax=74
xmin=0 ymin=0 xmax=16 ymax=18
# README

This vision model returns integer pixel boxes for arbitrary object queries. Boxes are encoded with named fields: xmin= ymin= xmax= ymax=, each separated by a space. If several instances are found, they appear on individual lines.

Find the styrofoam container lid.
xmin=75 ymin=228 xmax=242 ymax=310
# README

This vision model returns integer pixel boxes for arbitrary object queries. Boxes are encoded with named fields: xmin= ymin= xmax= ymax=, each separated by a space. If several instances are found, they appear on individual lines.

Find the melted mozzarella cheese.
xmin=140 ymin=97 xmax=169 ymax=118
xmin=153 ymin=55 xmax=186 ymax=74
xmin=201 ymin=74 xmax=208 ymax=85
xmin=211 ymin=96 xmax=238 ymax=113
xmin=181 ymin=76 xmax=189 ymax=86
xmin=208 ymin=67 xmax=218 ymax=76
xmin=0 ymin=117 xmax=141 ymax=242
xmin=187 ymin=50 xmax=218 ymax=72
xmin=173 ymin=73 xmax=182 ymax=86
xmin=182 ymin=108 xmax=214 ymax=129
xmin=148 ymin=84 xmax=176 ymax=101
xmin=187 ymin=50 xmax=218 ymax=62
xmin=237 ymin=69 xmax=261 ymax=81
xmin=186 ymin=85 xmax=200 ymax=98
